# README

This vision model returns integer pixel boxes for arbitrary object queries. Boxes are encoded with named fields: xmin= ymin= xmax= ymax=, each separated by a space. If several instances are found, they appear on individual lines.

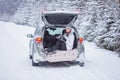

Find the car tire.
xmin=32 ymin=60 xmax=39 ymax=66
xmin=79 ymin=62 xmax=84 ymax=67
xmin=29 ymin=40 xmax=33 ymax=59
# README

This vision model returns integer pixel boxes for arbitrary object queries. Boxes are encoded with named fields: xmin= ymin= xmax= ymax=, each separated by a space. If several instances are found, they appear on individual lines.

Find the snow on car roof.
xmin=42 ymin=10 xmax=80 ymax=14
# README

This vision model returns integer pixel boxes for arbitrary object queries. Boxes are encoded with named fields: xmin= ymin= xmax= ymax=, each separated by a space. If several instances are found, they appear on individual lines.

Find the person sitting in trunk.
xmin=62 ymin=27 xmax=75 ymax=50
xmin=52 ymin=27 xmax=75 ymax=50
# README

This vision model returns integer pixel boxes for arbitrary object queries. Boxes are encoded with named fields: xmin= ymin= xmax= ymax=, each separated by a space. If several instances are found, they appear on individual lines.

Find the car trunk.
xmin=43 ymin=27 xmax=65 ymax=50
xmin=42 ymin=11 xmax=78 ymax=53
xmin=43 ymin=27 xmax=78 ymax=52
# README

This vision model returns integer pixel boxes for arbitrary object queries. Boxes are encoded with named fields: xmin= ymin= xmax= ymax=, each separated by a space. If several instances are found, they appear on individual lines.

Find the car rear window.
xmin=47 ymin=27 xmax=65 ymax=35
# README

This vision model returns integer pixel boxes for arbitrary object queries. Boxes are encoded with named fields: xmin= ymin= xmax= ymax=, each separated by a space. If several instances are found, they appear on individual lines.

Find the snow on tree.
xmin=75 ymin=0 xmax=120 ymax=53
xmin=13 ymin=0 xmax=35 ymax=26
xmin=77 ymin=0 xmax=101 ymax=42
xmin=0 ymin=0 xmax=20 ymax=21
xmin=94 ymin=0 xmax=120 ymax=52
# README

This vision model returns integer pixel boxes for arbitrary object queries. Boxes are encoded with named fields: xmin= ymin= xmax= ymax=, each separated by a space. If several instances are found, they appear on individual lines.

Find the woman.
xmin=62 ymin=27 xmax=75 ymax=50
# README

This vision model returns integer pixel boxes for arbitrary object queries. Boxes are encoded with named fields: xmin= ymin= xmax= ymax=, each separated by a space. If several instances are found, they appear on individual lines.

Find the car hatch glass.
xmin=47 ymin=27 xmax=65 ymax=36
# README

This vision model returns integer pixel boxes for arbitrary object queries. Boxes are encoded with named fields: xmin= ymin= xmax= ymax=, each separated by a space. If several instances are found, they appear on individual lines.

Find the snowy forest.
xmin=0 ymin=0 xmax=120 ymax=54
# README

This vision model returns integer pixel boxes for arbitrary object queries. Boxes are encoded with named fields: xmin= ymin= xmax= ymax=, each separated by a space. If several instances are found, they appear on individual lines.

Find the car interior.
xmin=43 ymin=27 xmax=78 ymax=52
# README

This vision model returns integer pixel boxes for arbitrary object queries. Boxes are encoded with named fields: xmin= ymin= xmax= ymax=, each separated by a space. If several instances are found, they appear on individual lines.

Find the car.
xmin=27 ymin=11 xmax=85 ymax=67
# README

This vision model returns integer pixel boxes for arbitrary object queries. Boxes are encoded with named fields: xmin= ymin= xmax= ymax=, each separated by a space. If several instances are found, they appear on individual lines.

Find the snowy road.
xmin=0 ymin=21 xmax=120 ymax=80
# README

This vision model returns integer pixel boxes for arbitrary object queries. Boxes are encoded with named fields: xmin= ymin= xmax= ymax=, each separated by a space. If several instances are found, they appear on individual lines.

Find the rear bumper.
xmin=33 ymin=46 xmax=85 ymax=64
xmin=34 ymin=46 xmax=85 ymax=63
xmin=45 ymin=49 xmax=78 ymax=62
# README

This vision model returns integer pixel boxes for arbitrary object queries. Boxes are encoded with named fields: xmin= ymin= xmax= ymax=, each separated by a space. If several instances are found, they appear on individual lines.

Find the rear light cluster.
xmin=36 ymin=37 xmax=83 ymax=44
xmin=36 ymin=37 xmax=42 ymax=44
xmin=79 ymin=38 xmax=83 ymax=43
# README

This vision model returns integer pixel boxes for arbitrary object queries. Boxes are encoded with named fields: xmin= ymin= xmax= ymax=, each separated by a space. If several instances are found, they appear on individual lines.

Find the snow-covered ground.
xmin=0 ymin=21 xmax=120 ymax=80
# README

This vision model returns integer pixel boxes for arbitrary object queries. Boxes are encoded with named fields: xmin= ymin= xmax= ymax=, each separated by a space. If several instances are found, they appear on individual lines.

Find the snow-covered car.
xmin=27 ymin=11 xmax=85 ymax=67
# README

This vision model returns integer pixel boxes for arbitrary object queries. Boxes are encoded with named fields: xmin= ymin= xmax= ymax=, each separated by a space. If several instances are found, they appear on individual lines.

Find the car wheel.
xmin=32 ymin=60 xmax=39 ymax=66
xmin=29 ymin=40 xmax=33 ymax=59
xmin=79 ymin=62 xmax=84 ymax=67
xmin=31 ymin=45 xmax=39 ymax=66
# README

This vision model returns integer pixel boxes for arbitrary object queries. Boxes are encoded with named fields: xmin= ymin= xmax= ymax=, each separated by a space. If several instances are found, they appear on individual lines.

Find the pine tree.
xmin=94 ymin=0 xmax=120 ymax=52
xmin=78 ymin=0 xmax=101 ymax=41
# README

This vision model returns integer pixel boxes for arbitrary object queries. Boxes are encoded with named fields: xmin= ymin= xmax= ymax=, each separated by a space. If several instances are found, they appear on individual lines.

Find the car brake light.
xmin=36 ymin=37 xmax=42 ymax=43
xmin=79 ymin=38 xmax=83 ymax=43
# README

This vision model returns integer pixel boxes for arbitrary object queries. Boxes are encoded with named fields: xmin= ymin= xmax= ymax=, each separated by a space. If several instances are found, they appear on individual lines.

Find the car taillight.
xmin=79 ymin=38 xmax=83 ymax=43
xmin=36 ymin=37 xmax=42 ymax=43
